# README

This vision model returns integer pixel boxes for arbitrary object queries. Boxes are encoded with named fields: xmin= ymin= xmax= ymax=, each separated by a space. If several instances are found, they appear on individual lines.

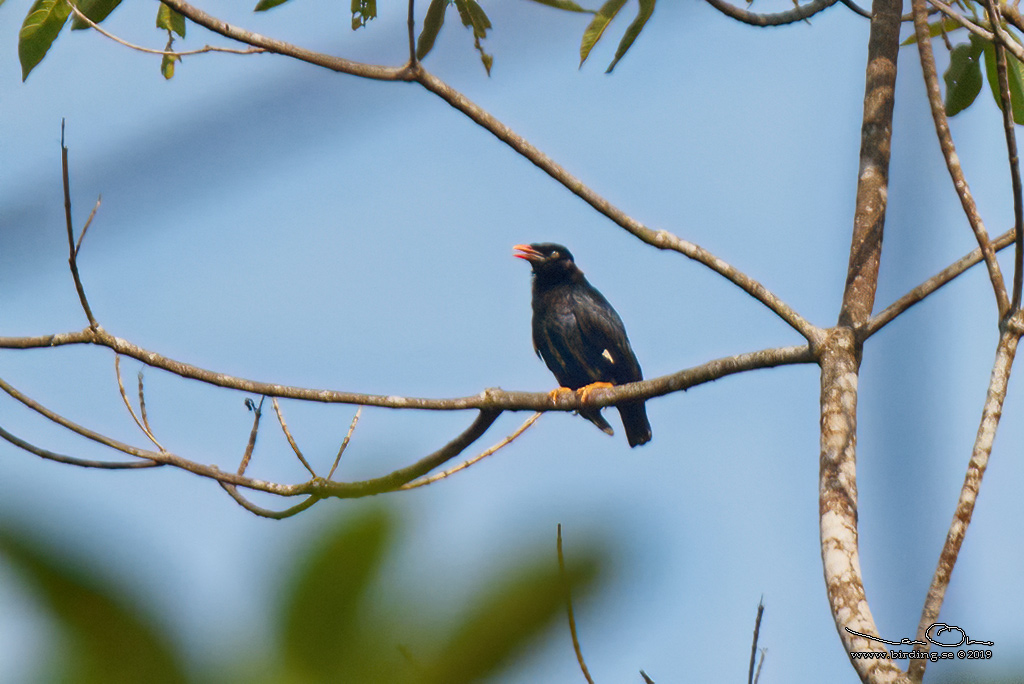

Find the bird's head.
xmin=513 ymin=243 xmax=579 ymax=283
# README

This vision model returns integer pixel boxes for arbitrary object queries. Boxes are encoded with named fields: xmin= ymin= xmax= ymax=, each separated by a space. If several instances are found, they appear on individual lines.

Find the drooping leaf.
xmin=524 ymin=0 xmax=593 ymax=12
xmin=156 ymin=3 xmax=185 ymax=38
xmin=900 ymin=16 xmax=967 ymax=45
xmin=982 ymin=35 xmax=1024 ymax=124
xmin=580 ymin=0 xmax=627 ymax=67
xmin=160 ymin=52 xmax=179 ymax=80
xmin=455 ymin=0 xmax=493 ymax=75
xmin=70 ymin=0 xmax=123 ymax=30
xmin=417 ymin=0 xmax=449 ymax=60
xmin=0 ymin=527 xmax=188 ymax=684
xmin=254 ymin=0 xmax=292 ymax=11
xmin=417 ymin=547 xmax=604 ymax=683
xmin=606 ymin=0 xmax=655 ymax=72
xmin=944 ymin=40 xmax=984 ymax=117
xmin=351 ymin=0 xmax=377 ymax=29
xmin=281 ymin=507 xmax=394 ymax=681
xmin=18 ymin=0 xmax=72 ymax=80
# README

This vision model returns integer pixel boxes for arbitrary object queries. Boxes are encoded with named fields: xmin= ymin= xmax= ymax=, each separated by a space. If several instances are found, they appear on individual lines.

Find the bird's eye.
xmin=551 ymin=251 xmax=560 ymax=259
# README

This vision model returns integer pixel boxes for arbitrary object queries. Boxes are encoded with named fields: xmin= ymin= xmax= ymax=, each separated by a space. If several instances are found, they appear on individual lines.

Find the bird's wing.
xmin=571 ymin=284 xmax=643 ymax=385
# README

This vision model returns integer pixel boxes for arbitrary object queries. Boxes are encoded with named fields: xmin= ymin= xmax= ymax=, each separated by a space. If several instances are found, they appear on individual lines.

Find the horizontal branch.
xmin=0 ymin=327 xmax=814 ymax=410
xmin=703 ymin=0 xmax=840 ymax=26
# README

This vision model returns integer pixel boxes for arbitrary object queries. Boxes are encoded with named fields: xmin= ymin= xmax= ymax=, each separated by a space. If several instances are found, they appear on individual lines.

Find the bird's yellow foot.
xmin=548 ymin=386 xmax=576 ymax=404
xmin=576 ymin=381 xmax=614 ymax=405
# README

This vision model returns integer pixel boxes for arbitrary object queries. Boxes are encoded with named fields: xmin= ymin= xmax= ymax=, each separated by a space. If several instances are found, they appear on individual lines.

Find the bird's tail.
xmin=618 ymin=401 xmax=652 ymax=447
xmin=579 ymin=407 xmax=615 ymax=436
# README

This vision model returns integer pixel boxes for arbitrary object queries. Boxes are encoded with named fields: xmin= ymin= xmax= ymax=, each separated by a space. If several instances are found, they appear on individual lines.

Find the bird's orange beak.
xmin=513 ymin=244 xmax=542 ymax=262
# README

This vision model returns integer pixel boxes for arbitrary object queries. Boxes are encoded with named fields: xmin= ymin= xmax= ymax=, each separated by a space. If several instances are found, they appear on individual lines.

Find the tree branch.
xmin=912 ymin=0 xmax=1010 ymax=318
xmin=702 ymin=0 xmax=840 ymax=26
xmin=907 ymin=314 xmax=1022 ymax=681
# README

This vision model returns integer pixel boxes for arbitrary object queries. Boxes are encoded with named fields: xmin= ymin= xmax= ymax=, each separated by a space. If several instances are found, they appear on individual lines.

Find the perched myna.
xmin=514 ymin=242 xmax=651 ymax=447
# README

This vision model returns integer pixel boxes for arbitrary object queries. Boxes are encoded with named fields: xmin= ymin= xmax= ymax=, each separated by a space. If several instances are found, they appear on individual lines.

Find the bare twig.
xmin=114 ymin=355 xmax=166 ymax=452
xmin=75 ymin=195 xmax=100 ymax=258
xmin=238 ymin=396 xmax=264 ymax=476
xmin=702 ymin=0 xmax=840 ymax=26
xmin=867 ymin=228 xmax=1016 ymax=337
xmin=400 ymin=412 xmax=541 ymax=489
xmin=271 ymin=397 xmax=317 ymax=477
xmin=913 ymin=0 xmax=1011 ymax=318
xmin=908 ymin=315 xmax=1022 ymax=681
xmin=0 ymin=424 xmax=161 ymax=469
xmin=407 ymin=0 xmax=417 ymax=66
xmin=219 ymin=482 xmax=319 ymax=519
xmin=557 ymin=524 xmax=594 ymax=684
xmin=748 ymin=598 xmax=765 ymax=684
xmin=61 ymin=121 xmax=98 ymax=329
xmin=69 ymin=2 xmax=265 ymax=57
xmin=137 ymin=370 xmax=156 ymax=438
xmin=327 ymin=407 xmax=362 ymax=480
xmin=926 ymin=0 xmax=996 ymax=43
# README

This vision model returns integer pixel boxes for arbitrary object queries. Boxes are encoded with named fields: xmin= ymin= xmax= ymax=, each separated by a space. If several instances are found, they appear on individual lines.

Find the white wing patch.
xmin=602 ymin=348 xmax=615 ymax=364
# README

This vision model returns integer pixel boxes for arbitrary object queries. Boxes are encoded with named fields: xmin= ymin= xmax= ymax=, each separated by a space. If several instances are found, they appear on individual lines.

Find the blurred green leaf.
xmin=983 ymin=34 xmax=1024 ymax=124
xmin=156 ymin=4 xmax=185 ymax=38
xmin=161 ymin=52 xmax=179 ymax=80
xmin=524 ymin=0 xmax=593 ymax=12
xmin=418 ymin=547 xmax=603 ymax=683
xmin=417 ymin=0 xmax=449 ymax=60
xmin=455 ymin=0 xmax=493 ymax=75
xmin=352 ymin=0 xmax=377 ymax=29
xmin=281 ymin=507 xmax=395 ymax=681
xmin=580 ymin=0 xmax=627 ymax=67
xmin=900 ymin=16 xmax=966 ymax=45
xmin=0 ymin=527 xmax=188 ymax=684
xmin=944 ymin=40 xmax=984 ymax=117
xmin=606 ymin=0 xmax=655 ymax=72
xmin=18 ymin=0 xmax=72 ymax=80
xmin=70 ymin=0 xmax=123 ymax=30
xmin=254 ymin=0 xmax=291 ymax=11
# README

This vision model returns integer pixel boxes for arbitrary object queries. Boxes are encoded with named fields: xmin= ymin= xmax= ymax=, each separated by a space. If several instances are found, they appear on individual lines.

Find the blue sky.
xmin=2 ymin=1 xmax=1024 ymax=681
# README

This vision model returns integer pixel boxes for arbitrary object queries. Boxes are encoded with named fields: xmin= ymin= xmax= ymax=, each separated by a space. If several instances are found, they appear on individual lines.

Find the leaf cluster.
xmin=0 ymin=507 xmax=607 ymax=683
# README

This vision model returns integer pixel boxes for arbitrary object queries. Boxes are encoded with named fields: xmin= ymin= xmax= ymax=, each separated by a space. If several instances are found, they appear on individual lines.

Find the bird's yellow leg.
xmin=576 ymin=381 xmax=614 ymax=405
xmin=547 ymin=386 xmax=576 ymax=403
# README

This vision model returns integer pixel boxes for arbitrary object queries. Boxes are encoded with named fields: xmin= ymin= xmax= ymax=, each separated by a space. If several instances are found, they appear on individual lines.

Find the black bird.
xmin=514 ymin=242 xmax=652 ymax=447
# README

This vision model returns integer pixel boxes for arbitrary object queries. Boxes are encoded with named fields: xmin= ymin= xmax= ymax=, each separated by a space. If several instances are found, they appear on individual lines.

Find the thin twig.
xmin=913 ymin=0 xmax=1011 ymax=318
xmin=866 ymin=228 xmax=1016 ymax=337
xmin=61 ymin=120 xmax=98 ymax=329
xmin=407 ymin=0 xmax=417 ymax=66
xmin=926 ymin=0 xmax=996 ymax=43
xmin=75 ymin=195 xmax=100 ymax=258
xmin=114 ymin=355 xmax=166 ymax=451
xmin=748 ymin=598 xmax=765 ymax=684
xmin=137 ymin=370 xmax=156 ymax=438
xmin=400 ymin=412 xmax=541 ymax=489
xmin=0 ymin=424 xmax=161 ymax=469
xmin=271 ymin=397 xmax=317 ymax=477
xmin=702 ymin=0 xmax=840 ymax=26
xmin=238 ymin=396 xmax=264 ymax=476
xmin=908 ymin=316 xmax=1022 ymax=681
xmin=68 ymin=3 xmax=265 ymax=57
xmin=219 ymin=482 xmax=319 ymax=519
xmin=557 ymin=524 xmax=594 ymax=684
xmin=327 ymin=407 xmax=362 ymax=481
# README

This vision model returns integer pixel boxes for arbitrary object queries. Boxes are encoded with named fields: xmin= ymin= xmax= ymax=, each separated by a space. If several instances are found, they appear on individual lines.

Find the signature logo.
xmin=846 ymin=623 xmax=994 ymax=648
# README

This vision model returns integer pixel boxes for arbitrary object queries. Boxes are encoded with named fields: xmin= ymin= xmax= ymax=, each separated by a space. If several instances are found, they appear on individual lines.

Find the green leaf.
xmin=156 ymin=3 xmax=185 ymax=38
xmin=524 ymin=0 xmax=593 ymax=12
xmin=418 ymin=547 xmax=604 ymax=683
xmin=351 ymin=0 xmax=376 ymax=29
xmin=254 ymin=0 xmax=291 ymax=11
xmin=580 ymin=0 xmax=627 ymax=67
xmin=606 ymin=0 xmax=655 ymax=72
xmin=982 ymin=36 xmax=1024 ymax=124
xmin=160 ymin=52 xmax=179 ymax=79
xmin=417 ymin=0 xmax=449 ymax=60
xmin=900 ymin=16 xmax=966 ymax=45
xmin=281 ymin=508 xmax=394 ymax=680
xmin=70 ymin=0 xmax=123 ymax=30
xmin=944 ymin=40 xmax=984 ymax=117
xmin=18 ymin=0 xmax=72 ymax=81
xmin=455 ymin=0 xmax=493 ymax=75
xmin=0 ymin=527 xmax=188 ymax=684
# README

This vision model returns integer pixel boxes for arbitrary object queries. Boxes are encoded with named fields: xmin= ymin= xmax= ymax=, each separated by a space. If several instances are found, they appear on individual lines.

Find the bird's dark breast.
xmin=532 ymin=286 xmax=617 ymax=389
